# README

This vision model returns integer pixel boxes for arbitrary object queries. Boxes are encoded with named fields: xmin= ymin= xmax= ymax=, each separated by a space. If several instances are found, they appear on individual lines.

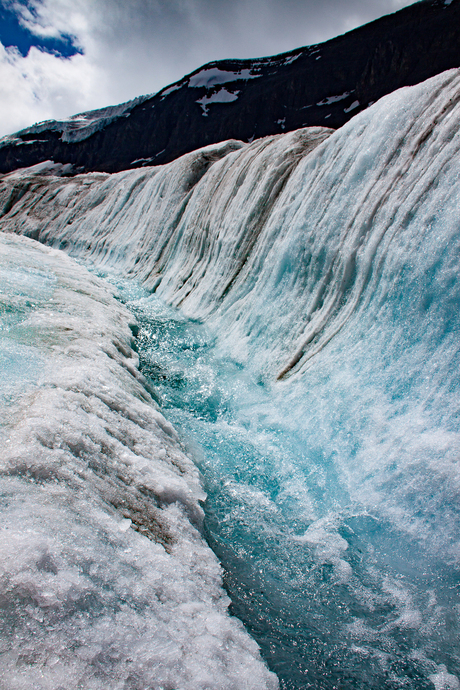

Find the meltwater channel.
xmin=111 ymin=271 xmax=460 ymax=690
xmin=1 ymin=68 xmax=460 ymax=689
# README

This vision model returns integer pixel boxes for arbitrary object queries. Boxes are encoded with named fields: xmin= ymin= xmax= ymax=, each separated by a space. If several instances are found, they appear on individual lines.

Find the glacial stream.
xmin=115 ymin=277 xmax=460 ymax=690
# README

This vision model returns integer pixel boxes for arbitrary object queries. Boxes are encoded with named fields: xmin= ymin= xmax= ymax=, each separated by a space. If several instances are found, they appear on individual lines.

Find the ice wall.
xmin=0 ymin=233 xmax=278 ymax=690
xmin=1 ymin=69 xmax=460 ymax=382
xmin=0 ymin=128 xmax=332 ymax=336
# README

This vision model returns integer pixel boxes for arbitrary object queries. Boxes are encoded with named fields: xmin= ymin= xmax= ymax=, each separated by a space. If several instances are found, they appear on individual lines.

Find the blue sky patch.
xmin=0 ymin=2 xmax=82 ymax=57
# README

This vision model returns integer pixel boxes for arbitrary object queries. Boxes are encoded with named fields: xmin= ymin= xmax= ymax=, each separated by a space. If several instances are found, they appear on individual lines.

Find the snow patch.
xmin=196 ymin=89 xmax=240 ymax=115
xmin=317 ymin=91 xmax=353 ymax=106
xmin=160 ymin=83 xmax=182 ymax=98
xmin=131 ymin=150 xmax=165 ymax=166
xmin=344 ymin=100 xmax=360 ymax=113
xmin=131 ymin=157 xmax=155 ymax=165
xmin=1 ymin=160 xmax=73 ymax=178
xmin=283 ymin=53 xmax=302 ymax=65
xmin=1 ymin=94 xmax=154 ymax=146
xmin=189 ymin=68 xmax=260 ymax=88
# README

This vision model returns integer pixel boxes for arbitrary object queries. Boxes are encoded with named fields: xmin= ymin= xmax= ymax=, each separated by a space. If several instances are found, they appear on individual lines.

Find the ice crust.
xmin=1 ymin=67 xmax=460 ymax=687
xmin=0 ymin=233 xmax=278 ymax=689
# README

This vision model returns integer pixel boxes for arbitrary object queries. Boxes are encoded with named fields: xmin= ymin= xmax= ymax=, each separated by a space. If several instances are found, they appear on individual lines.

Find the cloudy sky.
xmin=0 ymin=0 xmax=416 ymax=137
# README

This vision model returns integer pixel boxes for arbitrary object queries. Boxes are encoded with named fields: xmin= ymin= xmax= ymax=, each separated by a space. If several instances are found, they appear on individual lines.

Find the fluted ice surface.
xmin=1 ymin=67 xmax=460 ymax=688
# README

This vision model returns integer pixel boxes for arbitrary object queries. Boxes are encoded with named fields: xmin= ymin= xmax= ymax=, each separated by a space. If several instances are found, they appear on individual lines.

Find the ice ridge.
xmin=0 ymin=233 xmax=278 ymax=690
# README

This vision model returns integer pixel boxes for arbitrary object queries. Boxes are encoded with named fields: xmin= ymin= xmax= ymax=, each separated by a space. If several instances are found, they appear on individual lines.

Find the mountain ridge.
xmin=1 ymin=0 xmax=459 ymax=175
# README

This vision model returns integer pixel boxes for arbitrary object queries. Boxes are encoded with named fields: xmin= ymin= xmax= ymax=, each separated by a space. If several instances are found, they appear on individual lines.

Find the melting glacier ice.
xmin=1 ymin=68 xmax=460 ymax=688
xmin=0 ymin=234 xmax=277 ymax=690
xmin=115 ymin=277 xmax=460 ymax=690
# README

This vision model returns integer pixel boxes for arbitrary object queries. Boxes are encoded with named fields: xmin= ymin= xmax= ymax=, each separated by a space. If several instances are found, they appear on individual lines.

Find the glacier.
xmin=0 ymin=68 xmax=460 ymax=689
xmin=0 ymin=234 xmax=277 ymax=690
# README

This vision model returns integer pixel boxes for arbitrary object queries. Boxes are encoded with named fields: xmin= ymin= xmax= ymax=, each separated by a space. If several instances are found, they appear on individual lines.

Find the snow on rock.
xmin=344 ymin=99 xmax=360 ymax=112
xmin=160 ymin=83 xmax=183 ymax=98
xmin=282 ymin=52 xmax=303 ymax=65
xmin=317 ymin=91 xmax=353 ymax=105
xmin=197 ymin=88 xmax=241 ymax=114
xmin=0 ymin=94 xmax=153 ymax=147
xmin=188 ymin=67 xmax=261 ymax=88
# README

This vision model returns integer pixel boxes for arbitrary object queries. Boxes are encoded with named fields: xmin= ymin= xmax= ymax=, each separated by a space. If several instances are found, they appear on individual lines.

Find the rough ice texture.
xmin=2 ymin=68 xmax=460 ymax=562
xmin=0 ymin=127 xmax=331 ymax=335
xmin=1 ymin=65 xmax=460 ymax=689
xmin=1 ymin=69 xmax=458 ymax=380
xmin=0 ymin=233 xmax=278 ymax=690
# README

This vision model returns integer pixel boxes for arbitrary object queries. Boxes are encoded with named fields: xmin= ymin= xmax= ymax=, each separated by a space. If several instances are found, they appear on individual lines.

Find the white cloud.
xmin=0 ymin=0 xmax=418 ymax=137
xmin=0 ymin=41 xmax=107 ymax=135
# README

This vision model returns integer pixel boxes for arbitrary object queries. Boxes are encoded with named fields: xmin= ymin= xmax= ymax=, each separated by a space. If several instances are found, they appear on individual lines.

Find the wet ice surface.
xmin=119 ymin=284 xmax=460 ymax=690
xmin=1 ymin=68 xmax=460 ymax=689
xmin=0 ymin=233 xmax=277 ymax=690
